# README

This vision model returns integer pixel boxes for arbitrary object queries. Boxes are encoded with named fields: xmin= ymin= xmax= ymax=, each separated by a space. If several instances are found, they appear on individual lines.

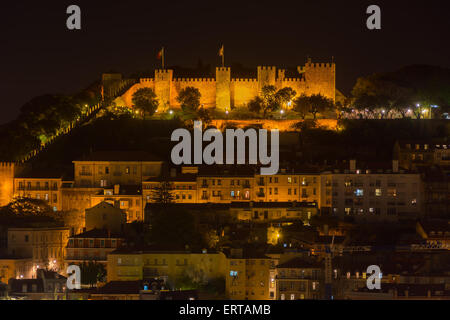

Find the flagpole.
xmin=222 ymin=46 xmax=224 ymax=67
xmin=162 ymin=47 xmax=165 ymax=69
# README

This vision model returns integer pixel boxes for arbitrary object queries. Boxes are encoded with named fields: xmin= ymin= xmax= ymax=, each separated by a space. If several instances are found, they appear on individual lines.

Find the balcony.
xmin=79 ymin=172 xmax=92 ymax=176
xmin=201 ymin=195 xmax=209 ymax=200
xmin=243 ymin=183 xmax=251 ymax=189
xmin=201 ymin=183 xmax=208 ymax=188
xmin=257 ymin=192 xmax=265 ymax=197
xmin=257 ymin=180 xmax=265 ymax=186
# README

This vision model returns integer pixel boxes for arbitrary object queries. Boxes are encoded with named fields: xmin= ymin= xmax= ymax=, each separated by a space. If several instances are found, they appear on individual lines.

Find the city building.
xmin=85 ymin=201 xmax=127 ymax=234
xmin=276 ymin=256 xmax=324 ymax=300
xmin=107 ymin=249 xmax=227 ymax=287
xmin=13 ymin=176 xmax=63 ymax=211
xmin=0 ymin=257 xmax=34 ymax=283
xmin=394 ymin=140 xmax=450 ymax=171
xmin=66 ymin=229 xmax=124 ymax=266
xmin=320 ymin=160 xmax=422 ymax=222
xmin=7 ymin=227 xmax=70 ymax=273
xmin=225 ymin=249 xmax=273 ymax=300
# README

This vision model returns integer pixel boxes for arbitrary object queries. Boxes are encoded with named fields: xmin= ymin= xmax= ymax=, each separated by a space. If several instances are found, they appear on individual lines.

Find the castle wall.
xmin=301 ymin=62 xmax=336 ymax=101
xmin=121 ymin=79 xmax=155 ymax=108
xmin=171 ymin=78 xmax=216 ymax=108
xmin=230 ymin=79 xmax=259 ymax=107
xmin=0 ymin=163 xmax=24 ymax=206
xmin=257 ymin=66 xmax=277 ymax=93
xmin=0 ymin=163 xmax=15 ymax=206
xmin=119 ymin=61 xmax=336 ymax=110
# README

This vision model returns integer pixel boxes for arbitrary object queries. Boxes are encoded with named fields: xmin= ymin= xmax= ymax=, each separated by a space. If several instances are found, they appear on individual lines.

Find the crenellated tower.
xmin=299 ymin=61 xmax=336 ymax=102
xmin=154 ymin=69 xmax=173 ymax=111
xmin=0 ymin=162 xmax=22 ymax=206
xmin=216 ymin=67 xmax=231 ymax=111
xmin=257 ymin=66 xmax=277 ymax=93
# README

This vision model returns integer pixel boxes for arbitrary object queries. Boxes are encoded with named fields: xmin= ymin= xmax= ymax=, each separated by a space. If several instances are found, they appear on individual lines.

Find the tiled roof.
xmin=71 ymin=228 xmax=123 ymax=239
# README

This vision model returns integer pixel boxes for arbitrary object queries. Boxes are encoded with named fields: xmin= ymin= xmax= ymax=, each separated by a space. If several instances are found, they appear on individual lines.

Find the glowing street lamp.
xmin=169 ymin=110 xmax=173 ymax=115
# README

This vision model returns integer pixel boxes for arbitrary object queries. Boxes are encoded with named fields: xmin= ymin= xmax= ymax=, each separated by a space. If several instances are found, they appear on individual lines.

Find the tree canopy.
xmin=131 ymin=88 xmax=159 ymax=118
xmin=177 ymin=87 xmax=201 ymax=114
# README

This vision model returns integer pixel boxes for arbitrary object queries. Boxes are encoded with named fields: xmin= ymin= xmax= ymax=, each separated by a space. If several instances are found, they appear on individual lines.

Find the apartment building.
xmin=66 ymin=229 xmax=124 ymax=265
xmin=107 ymin=249 xmax=227 ymax=286
xmin=91 ymin=185 xmax=144 ymax=223
xmin=226 ymin=249 xmax=273 ymax=300
xmin=276 ymin=257 xmax=324 ymax=300
xmin=13 ymin=176 xmax=63 ymax=211
xmin=320 ymin=161 xmax=422 ymax=221
xmin=229 ymin=201 xmax=318 ymax=224
xmin=254 ymin=172 xmax=321 ymax=204
xmin=394 ymin=140 xmax=450 ymax=171
xmin=72 ymin=151 xmax=164 ymax=188
xmin=7 ymin=227 xmax=70 ymax=273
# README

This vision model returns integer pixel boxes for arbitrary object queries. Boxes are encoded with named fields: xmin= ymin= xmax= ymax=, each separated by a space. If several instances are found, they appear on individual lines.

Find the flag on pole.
xmin=157 ymin=47 xmax=164 ymax=59
xmin=218 ymin=45 xmax=224 ymax=67
xmin=157 ymin=47 xmax=165 ymax=69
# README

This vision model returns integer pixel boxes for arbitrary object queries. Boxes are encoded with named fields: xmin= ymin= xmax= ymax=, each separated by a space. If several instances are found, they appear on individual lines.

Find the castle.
xmin=120 ymin=60 xmax=336 ymax=111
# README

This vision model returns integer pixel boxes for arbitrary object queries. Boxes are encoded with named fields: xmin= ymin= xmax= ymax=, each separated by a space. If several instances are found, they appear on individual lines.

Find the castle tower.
xmin=257 ymin=66 xmax=277 ymax=93
xmin=216 ymin=67 xmax=231 ymax=111
xmin=0 ymin=162 xmax=17 ymax=206
xmin=299 ymin=62 xmax=336 ymax=102
xmin=154 ymin=69 xmax=173 ymax=111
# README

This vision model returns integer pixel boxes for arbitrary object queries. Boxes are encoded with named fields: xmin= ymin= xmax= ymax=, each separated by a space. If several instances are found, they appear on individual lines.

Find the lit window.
xmin=354 ymin=189 xmax=364 ymax=197
xmin=375 ymin=189 xmax=382 ymax=196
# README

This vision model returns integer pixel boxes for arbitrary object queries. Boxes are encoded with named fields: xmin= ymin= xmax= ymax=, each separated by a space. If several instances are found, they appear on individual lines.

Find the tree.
xmin=260 ymin=85 xmax=280 ymax=116
xmin=177 ymin=87 xmax=201 ymax=114
xmin=6 ymin=197 xmax=53 ymax=216
xmin=150 ymin=181 xmax=175 ymax=203
xmin=79 ymin=261 xmax=106 ymax=287
xmin=275 ymin=87 xmax=297 ymax=106
xmin=247 ymin=96 xmax=264 ymax=114
xmin=18 ymin=94 xmax=82 ymax=139
xmin=293 ymin=94 xmax=310 ymax=119
xmin=308 ymin=94 xmax=334 ymax=119
xmin=131 ymin=88 xmax=159 ymax=118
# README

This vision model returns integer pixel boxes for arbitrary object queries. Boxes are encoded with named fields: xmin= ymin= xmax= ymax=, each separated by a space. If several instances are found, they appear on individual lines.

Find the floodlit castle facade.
xmin=120 ymin=61 xmax=336 ymax=111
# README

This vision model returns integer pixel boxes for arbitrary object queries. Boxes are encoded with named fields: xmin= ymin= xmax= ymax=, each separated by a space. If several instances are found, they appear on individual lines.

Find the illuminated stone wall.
xmin=0 ymin=162 xmax=21 ymax=206
xmin=120 ymin=61 xmax=336 ymax=110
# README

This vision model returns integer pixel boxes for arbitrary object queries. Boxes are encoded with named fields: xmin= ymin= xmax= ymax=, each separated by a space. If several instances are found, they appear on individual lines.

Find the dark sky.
xmin=1 ymin=0 xmax=449 ymax=124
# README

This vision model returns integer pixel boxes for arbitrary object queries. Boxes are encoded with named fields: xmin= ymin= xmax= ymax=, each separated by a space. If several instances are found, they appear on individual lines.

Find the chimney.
xmin=114 ymin=184 xmax=120 ymax=195
xmin=349 ymin=160 xmax=356 ymax=172
xmin=392 ymin=160 xmax=399 ymax=173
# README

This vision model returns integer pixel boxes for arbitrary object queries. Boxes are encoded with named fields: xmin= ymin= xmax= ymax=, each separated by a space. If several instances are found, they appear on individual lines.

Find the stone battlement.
xmin=173 ymin=78 xmax=215 ymax=82
xmin=231 ymin=78 xmax=258 ymax=82
xmin=140 ymin=78 xmax=155 ymax=83
xmin=0 ymin=162 xmax=15 ymax=167
xmin=258 ymin=66 xmax=276 ymax=71
xmin=282 ymin=78 xmax=306 ymax=82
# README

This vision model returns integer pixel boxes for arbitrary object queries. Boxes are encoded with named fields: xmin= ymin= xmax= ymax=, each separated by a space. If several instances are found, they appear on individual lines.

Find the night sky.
xmin=1 ymin=0 xmax=449 ymax=124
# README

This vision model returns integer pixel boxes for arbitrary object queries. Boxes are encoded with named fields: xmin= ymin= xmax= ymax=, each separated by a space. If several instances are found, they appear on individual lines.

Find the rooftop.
xmin=74 ymin=150 xmax=162 ymax=162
